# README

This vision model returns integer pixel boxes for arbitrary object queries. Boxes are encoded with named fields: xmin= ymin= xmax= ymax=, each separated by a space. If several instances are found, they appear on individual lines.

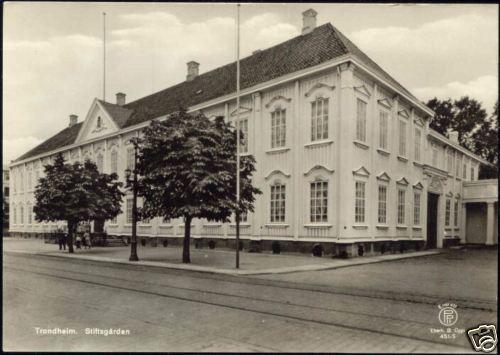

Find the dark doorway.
xmin=426 ymin=193 xmax=439 ymax=249
xmin=93 ymin=218 xmax=105 ymax=233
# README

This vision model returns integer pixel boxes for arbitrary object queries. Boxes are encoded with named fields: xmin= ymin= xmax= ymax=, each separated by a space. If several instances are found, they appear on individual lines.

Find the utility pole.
xmin=103 ymin=12 xmax=106 ymax=102
xmin=126 ymin=137 xmax=139 ymax=262
xmin=235 ymin=3 xmax=241 ymax=269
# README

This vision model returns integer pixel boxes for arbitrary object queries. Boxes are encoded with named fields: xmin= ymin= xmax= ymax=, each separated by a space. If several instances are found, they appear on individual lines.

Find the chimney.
xmin=302 ymin=8 xmax=318 ymax=35
xmin=448 ymin=130 xmax=459 ymax=143
xmin=186 ymin=61 xmax=199 ymax=81
xmin=116 ymin=92 xmax=126 ymax=106
xmin=69 ymin=114 xmax=78 ymax=127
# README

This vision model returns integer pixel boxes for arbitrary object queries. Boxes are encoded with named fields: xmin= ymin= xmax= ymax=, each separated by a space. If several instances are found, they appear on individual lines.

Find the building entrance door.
xmin=427 ymin=192 xmax=439 ymax=249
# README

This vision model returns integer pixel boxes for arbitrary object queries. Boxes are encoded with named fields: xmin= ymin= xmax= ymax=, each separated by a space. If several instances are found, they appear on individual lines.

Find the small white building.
xmin=8 ymin=9 xmax=497 ymax=255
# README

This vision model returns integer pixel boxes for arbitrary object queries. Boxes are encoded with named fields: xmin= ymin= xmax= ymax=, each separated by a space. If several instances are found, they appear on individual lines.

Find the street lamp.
xmin=125 ymin=143 xmax=139 ymax=262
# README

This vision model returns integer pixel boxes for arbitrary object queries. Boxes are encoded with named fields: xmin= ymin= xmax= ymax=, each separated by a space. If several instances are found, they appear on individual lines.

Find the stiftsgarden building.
xmin=9 ymin=9 xmax=498 ymax=255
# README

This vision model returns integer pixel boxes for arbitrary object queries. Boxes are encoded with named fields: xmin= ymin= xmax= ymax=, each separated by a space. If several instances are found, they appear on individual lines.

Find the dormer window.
xmin=97 ymin=116 xmax=102 ymax=128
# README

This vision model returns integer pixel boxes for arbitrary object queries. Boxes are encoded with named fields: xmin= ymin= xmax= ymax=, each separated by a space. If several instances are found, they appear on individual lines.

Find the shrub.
xmin=208 ymin=240 xmax=216 ymax=249
xmin=272 ymin=241 xmax=281 ymax=254
xmin=312 ymin=244 xmax=323 ymax=257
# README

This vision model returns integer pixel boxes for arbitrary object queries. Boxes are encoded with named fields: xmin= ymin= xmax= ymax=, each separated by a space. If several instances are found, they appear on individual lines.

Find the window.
xmin=447 ymin=150 xmax=454 ymax=174
xmin=413 ymin=192 xmax=421 ymax=225
xmin=311 ymin=97 xmax=329 ymax=141
xmin=456 ymin=155 xmax=461 ymax=176
xmin=378 ymin=185 xmax=387 ymax=224
xmin=356 ymin=99 xmax=367 ymax=142
xmin=271 ymin=108 xmax=286 ymax=148
xmin=355 ymin=181 xmax=366 ymax=223
xmin=110 ymin=150 xmax=118 ymax=174
xmin=162 ymin=217 xmax=171 ymax=224
xmin=432 ymin=145 xmax=439 ymax=167
xmin=110 ymin=215 xmax=117 ymax=224
xmin=445 ymin=199 xmax=451 ymax=226
xmin=96 ymin=153 xmax=104 ymax=172
xmin=20 ymin=205 xmax=24 ymax=225
xmin=414 ymin=128 xmax=421 ymax=161
xmin=97 ymin=116 xmax=102 ymax=128
xmin=397 ymin=189 xmax=405 ymax=224
xmin=20 ymin=172 xmax=24 ymax=192
xmin=398 ymin=120 xmax=406 ymax=157
xmin=240 ymin=211 xmax=248 ymax=223
xmin=12 ymin=204 xmax=16 ymax=224
xmin=454 ymin=200 xmax=459 ymax=227
xmin=27 ymin=170 xmax=32 ymax=190
xmin=470 ymin=167 xmax=475 ymax=181
xmin=238 ymin=118 xmax=248 ymax=153
xmin=126 ymin=148 xmax=135 ymax=170
xmin=379 ymin=110 xmax=389 ymax=150
xmin=27 ymin=204 xmax=32 ymax=224
xmin=270 ymin=183 xmax=286 ymax=222
xmin=463 ymin=162 xmax=467 ymax=179
xmin=126 ymin=198 xmax=133 ymax=224
xmin=310 ymin=180 xmax=328 ymax=222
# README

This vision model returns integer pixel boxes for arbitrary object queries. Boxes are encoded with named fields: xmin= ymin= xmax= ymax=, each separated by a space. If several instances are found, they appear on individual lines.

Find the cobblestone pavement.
xmin=4 ymin=251 xmax=495 ymax=352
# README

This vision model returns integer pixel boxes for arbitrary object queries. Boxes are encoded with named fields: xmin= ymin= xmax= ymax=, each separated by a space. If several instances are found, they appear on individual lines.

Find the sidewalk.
xmin=3 ymin=238 xmax=441 ymax=276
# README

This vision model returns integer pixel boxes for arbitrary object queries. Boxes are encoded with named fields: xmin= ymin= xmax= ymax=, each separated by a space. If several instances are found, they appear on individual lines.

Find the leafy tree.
xmin=3 ymin=196 xmax=9 ymax=231
xmin=136 ymin=108 xmax=261 ymax=263
xmin=34 ymin=154 xmax=124 ymax=253
xmin=426 ymin=97 xmax=497 ymax=178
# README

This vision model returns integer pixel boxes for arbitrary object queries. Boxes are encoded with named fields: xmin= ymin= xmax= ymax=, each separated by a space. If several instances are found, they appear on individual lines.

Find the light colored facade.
xmin=8 ymin=9 xmax=495 ymax=253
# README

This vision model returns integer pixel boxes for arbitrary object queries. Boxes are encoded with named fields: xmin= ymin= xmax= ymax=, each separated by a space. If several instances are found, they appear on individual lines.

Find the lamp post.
xmin=125 ymin=142 xmax=139 ymax=262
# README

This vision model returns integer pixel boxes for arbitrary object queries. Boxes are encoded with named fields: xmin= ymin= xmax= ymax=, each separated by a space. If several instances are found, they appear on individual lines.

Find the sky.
xmin=3 ymin=2 xmax=498 ymax=164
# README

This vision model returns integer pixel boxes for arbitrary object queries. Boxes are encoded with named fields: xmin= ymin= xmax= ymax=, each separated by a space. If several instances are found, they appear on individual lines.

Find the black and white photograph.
xmin=3 ymin=2 xmax=498 ymax=353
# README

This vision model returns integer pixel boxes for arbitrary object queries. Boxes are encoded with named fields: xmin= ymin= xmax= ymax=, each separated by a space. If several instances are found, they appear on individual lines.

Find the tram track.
xmin=4 ymin=256 xmax=483 ymax=350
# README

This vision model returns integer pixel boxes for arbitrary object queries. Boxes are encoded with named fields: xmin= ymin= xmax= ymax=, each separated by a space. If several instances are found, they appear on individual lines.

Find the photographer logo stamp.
xmin=467 ymin=325 xmax=497 ymax=353
xmin=438 ymin=303 xmax=458 ymax=326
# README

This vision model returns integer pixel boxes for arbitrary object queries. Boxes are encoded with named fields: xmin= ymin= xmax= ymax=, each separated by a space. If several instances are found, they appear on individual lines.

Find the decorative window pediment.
xmin=107 ymin=139 xmax=119 ymax=150
xmin=376 ymin=172 xmax=391 ymax=182
xmin=352 ymin=166 xmax=370 ymax=177
xmin=455 ymin=193 xmax=461 ymax=199
xmin=304 ymin=83 xmax=335 ymax=98
xmin=446 ymin=191 xmax=454 ymax=197
xmin=414 ymin=117 xmax=425 ymax=127
xmin=230 ymin=106 xmax=252 ymax=117
xmin=265 ymin=95 xmax=291 ymax=109
xmin=398 ymin=109 xmax=410 ymax=119
xmin=93 ymin=142 xmax=105 ymax=154
xmin=264 ymin=169 xmax=291 ymax=181
xmin=396 ymin=177 xmax=409 ymax=186
xmin=354 ymin=84 xmax=371 ymax=98
xmin=413 ymin=182 xmax=424 ymax=190
xmin=378 ymin=98 xmax=392 ymax=109
xmin=304 ymin=165 xmax=334 ymax=177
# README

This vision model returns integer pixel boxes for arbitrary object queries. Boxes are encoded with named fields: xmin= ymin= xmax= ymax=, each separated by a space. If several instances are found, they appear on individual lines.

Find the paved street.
xmin=3 ymin=246 xmax=497 ymax=352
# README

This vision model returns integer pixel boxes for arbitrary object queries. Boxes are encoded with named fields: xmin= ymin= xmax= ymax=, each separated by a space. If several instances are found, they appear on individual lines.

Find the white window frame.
xmin=270 ymin=182 xmax=286 ymax=223
xmin=126 ymin=198 xmax=133 ymax=224
xmin=271 ymin=107 xmax=286 ymax=148
xmin=414 ymin=127 xmax=421 ymax=162
xmin=96 ymin=153 xmax=104 ymax=173
xmin=110 ymin=149 xmax=118 ymax=175
xmin=356 ymin=98 xmax=367 ymax=143
xmin=445 ymin=198 xmax=451 ymax=227
xmin=311 ymin=97 xmax=329 ymax=141
xmin=454 ymin=200 xmax=459 ymax=227
xmin=354 ymin=181 xmax=366 ymax=223
xmin=378 ymin=184 xmax=388 ymax=224
xmin=126 ymin=147 xmax=135 ymax=171
xmin=397 ymin=188 xmax=406 ymax=225
xmin=413 ymin=191 xmax=421 ymax=226
xmin=379 ymin=109 xmax=389 ymax=150
xmin=398 ymin=119 xmax=407 ymax=157
xmin=310 ymin=179 xmax=328 ymax=223
xmin=238 ymin=118 xmax=249 ymax=154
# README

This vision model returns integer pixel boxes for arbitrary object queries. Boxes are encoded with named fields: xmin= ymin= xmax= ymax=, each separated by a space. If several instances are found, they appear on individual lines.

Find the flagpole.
xmin=235 ymin=3 xmax=241 ymax=269
xmin=103 ymin=12 xmax=106 ymax=102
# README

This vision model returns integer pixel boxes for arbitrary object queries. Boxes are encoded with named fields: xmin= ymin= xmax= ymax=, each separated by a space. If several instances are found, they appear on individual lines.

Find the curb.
xmin=5 ymin=249 xmax=442 ymax=276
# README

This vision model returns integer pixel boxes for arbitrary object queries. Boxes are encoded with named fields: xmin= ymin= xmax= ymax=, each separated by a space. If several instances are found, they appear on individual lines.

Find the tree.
xmin=136 ymin=108 xmax=261 ymax=263
xmin=426 ymin=97 xmax=497 ymax=178
xmin=34 ymin=154 xmax=124 ymax=253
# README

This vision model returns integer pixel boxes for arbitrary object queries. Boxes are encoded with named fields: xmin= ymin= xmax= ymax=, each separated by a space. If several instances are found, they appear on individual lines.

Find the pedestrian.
xmin=62 ymin=232 xmax=67 ymax=250
xmin=57 ymin=229 xmax=64 ymax=250
xmin=76 ymin=234 xmax=82 ymax=249
xmin=83 ymin=230 xmax=91 ymax=249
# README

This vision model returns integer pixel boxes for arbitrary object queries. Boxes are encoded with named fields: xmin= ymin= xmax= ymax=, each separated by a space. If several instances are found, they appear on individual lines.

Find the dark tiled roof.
xmin=14 ymin=122 xmax=83 ymax=162
xmin=98 ymin=100 xmax=134 ymax=128
xmin=14 ymin=23 xmax=426 ymax=163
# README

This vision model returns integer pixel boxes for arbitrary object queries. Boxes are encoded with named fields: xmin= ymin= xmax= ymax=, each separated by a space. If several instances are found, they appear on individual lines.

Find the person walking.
xmin=57 ymin=229 xmax=64 ymax=250
xmin=83 ymin=230 xmax=91 ymax=250
xmin=76 ymin=234 xmax=82 ymax=249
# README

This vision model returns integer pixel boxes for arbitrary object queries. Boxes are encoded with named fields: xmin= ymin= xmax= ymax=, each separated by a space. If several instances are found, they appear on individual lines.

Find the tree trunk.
xmin=67 ymin=220 xmax=75 ymax=254
xmin=182 ymin=216 xmax=192 ymax=263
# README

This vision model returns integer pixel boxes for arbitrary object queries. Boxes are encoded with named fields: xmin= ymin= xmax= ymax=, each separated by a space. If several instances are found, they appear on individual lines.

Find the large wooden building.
xmin=9 ymin=9 xmax=497 ymax=255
